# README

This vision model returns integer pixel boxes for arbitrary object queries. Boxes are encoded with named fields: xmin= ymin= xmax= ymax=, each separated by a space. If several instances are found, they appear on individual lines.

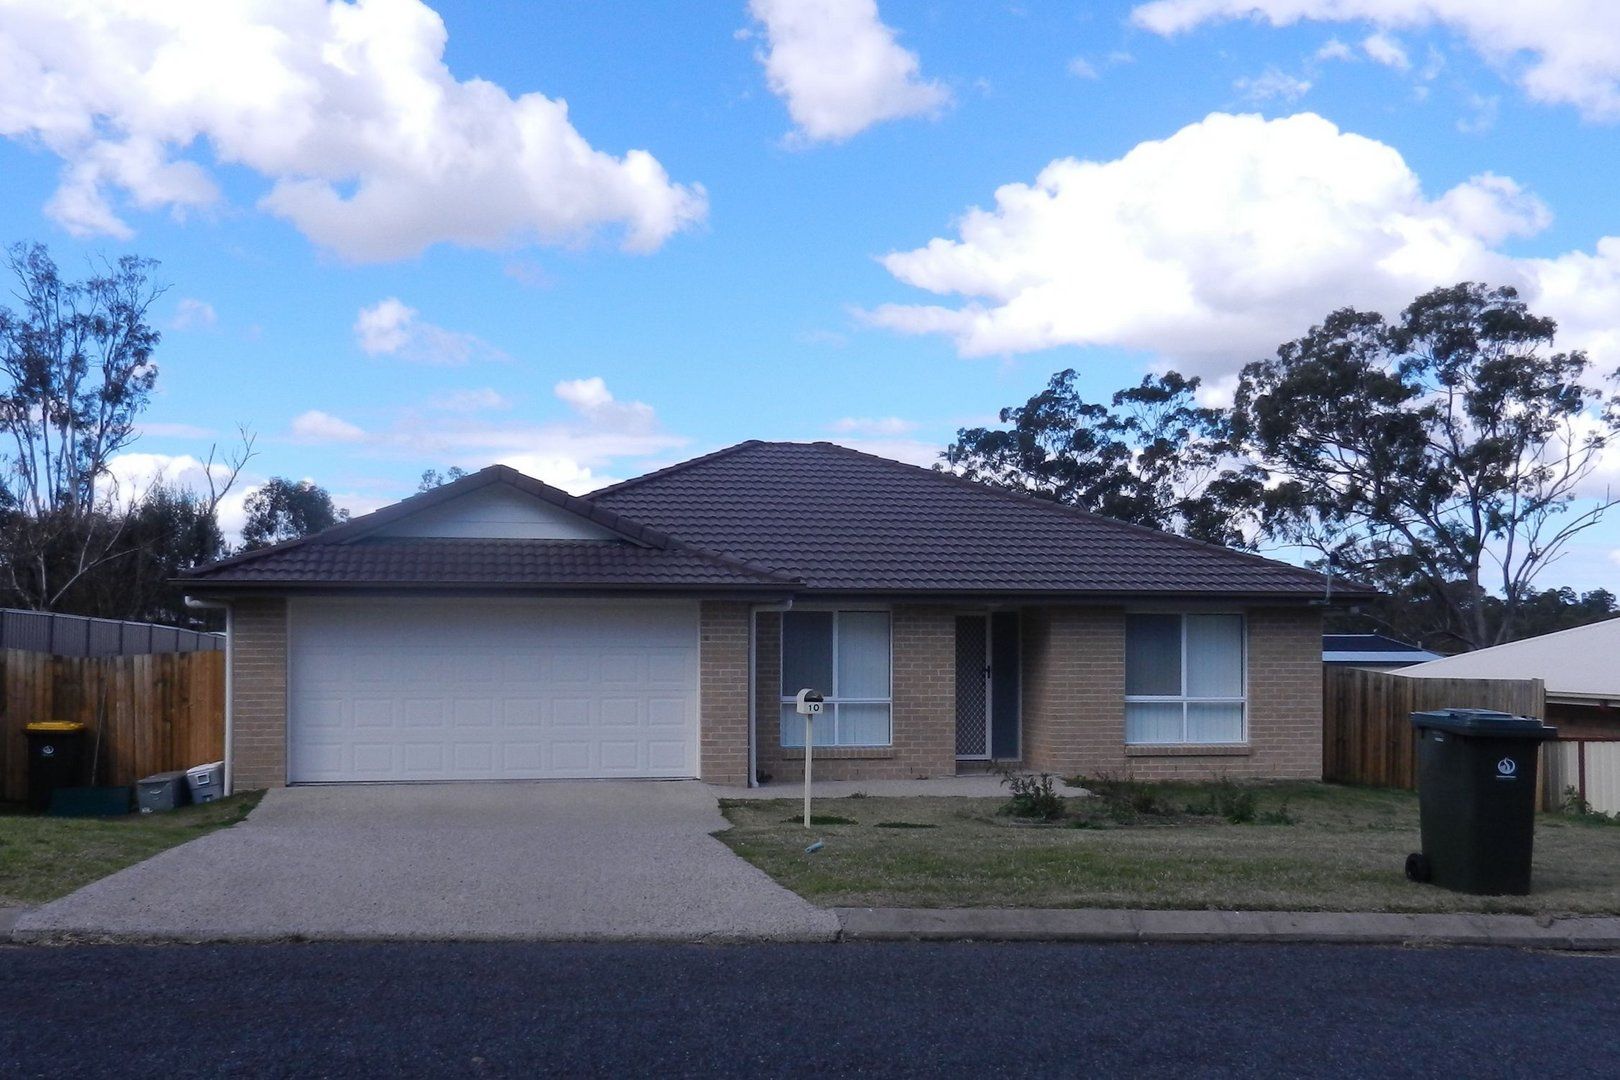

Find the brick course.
xmin=698 ymin=601 xmax=752 ymax=785
xmin=228 ymin=597 xmax=288 ymax=791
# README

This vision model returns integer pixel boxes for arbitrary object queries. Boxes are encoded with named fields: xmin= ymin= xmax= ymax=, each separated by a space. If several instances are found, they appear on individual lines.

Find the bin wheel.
xmin=1405 ymin=852 xmax=1431 ymax=884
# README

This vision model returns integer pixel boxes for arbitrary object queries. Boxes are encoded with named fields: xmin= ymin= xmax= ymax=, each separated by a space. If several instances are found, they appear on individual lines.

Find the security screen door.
xmin=955 ymin=615 xmax=990 ymax=758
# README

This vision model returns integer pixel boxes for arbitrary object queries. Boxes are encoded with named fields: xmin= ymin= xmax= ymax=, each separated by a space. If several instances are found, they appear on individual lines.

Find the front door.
xmin=955 ymin=615 xmax=991 ymax=759
xmin=956 ymin=613 xmax=1022 ymax=761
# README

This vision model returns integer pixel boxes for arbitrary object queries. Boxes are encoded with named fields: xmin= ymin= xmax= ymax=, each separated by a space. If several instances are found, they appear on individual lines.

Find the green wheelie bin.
xmin=1406 ymin=708 xmax=1557 ymax=895
xmin=24 ymin=721 xmax=88 ymax=812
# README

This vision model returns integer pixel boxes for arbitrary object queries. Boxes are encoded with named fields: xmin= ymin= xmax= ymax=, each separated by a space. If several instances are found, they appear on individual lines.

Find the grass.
xmin=0 ymin=792 xmax=263 ymax=906
xmin=718 ymin=781 xmax=1620 ymax=915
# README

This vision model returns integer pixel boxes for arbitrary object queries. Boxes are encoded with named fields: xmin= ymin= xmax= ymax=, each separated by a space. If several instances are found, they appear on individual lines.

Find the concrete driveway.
xmin=14 ymin=782 xmax=838 ymax=943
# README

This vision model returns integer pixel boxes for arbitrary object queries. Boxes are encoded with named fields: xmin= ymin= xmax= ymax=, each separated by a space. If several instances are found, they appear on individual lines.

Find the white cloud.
xmin=1361 ymin=31 xmax=1410 ymax=71
xmin=830 ymin=416 xmax=919 ymax=436
xmin=747 ymin=0 xmax=951 ymax=142
xmin=1130 ymin=1 xmax=1620 ymax=121
xmin=431 ymin=387 xmax=511 ymax=412
xmin=0 ymin=0 xmax=706 ymax=259
xmin=863 ymin=111 xmax=1620 ymax=380
xmin=353 ymin=298 xmax=504 ymax=364
xmin=170 ymin=298 xmax=216 ymax=331
xmin=103 ymin=452 xmax=253 ymax=535
xmin=289 ymin=378 xmax=681 ymax=495
xmin=1235 ymin=67 xmax=1312 ymax=102
xmin=1458 ymin=92 xmax=1500 ymax=134
xmin=291 ymin=410 xmax=366 ymax=443
xmin=1315 ymin=38 xmax=1355 ymax=62
xmin=554 ymin=376 xmax=656 ymax=431
xmin=355 ymin=299 xmax=417 ymax=356
xmin=490 ymin=455 xmax=622 ymax=495
xmin=1067 ymin=57 xmax=1100 ymax=80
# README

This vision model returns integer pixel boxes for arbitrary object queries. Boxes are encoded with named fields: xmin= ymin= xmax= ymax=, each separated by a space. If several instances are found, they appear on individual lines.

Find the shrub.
xmin=1085 ymin=773 xmax=1171 ymax=817
xmin=1186 ymin=779 xmax=1258 ymax=824
xmin=1000 ymin=771 xmax=1065 ymax=821
xmin=1560 ymin=787 xmax=1619 ymax=824
xmin=1258 ymin=799 xmax=1297 ymax=826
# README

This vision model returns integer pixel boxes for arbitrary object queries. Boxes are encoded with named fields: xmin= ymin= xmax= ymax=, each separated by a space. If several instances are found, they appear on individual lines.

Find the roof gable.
xmin=369 ymin=484 xmax=620 ymax=541
xmin=184 ymin=464 xmax=798 ymax=591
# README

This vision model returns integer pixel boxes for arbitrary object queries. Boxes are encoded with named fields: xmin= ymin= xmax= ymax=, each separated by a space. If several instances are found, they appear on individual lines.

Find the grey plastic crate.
xmin=136 ymin=771 xmax=190 ymax=814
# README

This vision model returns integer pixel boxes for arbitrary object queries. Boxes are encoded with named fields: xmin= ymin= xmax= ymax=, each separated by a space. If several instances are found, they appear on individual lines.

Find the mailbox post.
xmin=794 ymin=688 xmax=824 ymax=828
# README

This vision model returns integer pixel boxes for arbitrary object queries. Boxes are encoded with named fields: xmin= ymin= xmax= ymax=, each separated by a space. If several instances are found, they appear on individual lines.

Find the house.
xmin=1322 ymin=633 xmax=1442 ymax=671
xmin=1402 ymin=618 xmax=1620 ymax=740
xmin=182 ymin=441 xmax=1362 ymax=792
xmin=1402 ymin=618 xmax=1620 ymax=814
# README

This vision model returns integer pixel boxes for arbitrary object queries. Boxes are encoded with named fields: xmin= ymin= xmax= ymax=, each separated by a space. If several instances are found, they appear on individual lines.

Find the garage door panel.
xmin=289 ymin=599 xmax=699 ymax=782
xmin=353 ymin=701 xmax=393 ymax=728
xmin=551 ymin=741 xmax=591 ymax=772
xmin=599 ymin=698 xmax=642 ymax=727
xmin=647 ymin=698 xmax=688 ymax=729
xmin=599 ymin=740 xmax=642 ymax=771
xmin=451 ymin=699 xmax=496 ymax=728
xmin=401 ymin=699 xmax=447 ymax=728
xmin=500 ymin=699 xmax=544 ymax=728
xmin=546 ymin=652 xmax=593 ymax=686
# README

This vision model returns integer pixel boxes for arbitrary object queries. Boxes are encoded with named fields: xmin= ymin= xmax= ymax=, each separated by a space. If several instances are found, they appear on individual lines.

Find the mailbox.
xmin=794 ymin=688 xmax=824 ymax=716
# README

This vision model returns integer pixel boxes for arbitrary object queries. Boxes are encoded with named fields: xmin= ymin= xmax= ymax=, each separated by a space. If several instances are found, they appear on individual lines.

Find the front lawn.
xmin=718 ymin=781 xmax=1620 ymax=915
xmin=0 ymin=792 xmax=263 ymax=906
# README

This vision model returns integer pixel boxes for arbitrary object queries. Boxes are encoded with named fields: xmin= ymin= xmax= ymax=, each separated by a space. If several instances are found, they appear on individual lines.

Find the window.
xmin=779 ymin=610 xmax=891 ymax=747
xmin=1125 ymin=614 xmax=1245 ymax=745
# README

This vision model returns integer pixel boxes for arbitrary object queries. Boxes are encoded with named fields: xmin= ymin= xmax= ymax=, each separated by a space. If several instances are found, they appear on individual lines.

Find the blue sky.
xmin=2 ymin=0 xmax=1619 ymax=590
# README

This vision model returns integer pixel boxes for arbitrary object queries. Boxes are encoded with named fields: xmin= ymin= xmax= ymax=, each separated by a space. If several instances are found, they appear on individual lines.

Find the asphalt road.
xmin=2 ymin=942 xmax=1616 ymax=1078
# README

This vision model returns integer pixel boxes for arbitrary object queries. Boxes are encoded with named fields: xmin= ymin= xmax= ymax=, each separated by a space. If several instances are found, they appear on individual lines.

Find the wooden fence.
xmin=0 ymin=648 xmax=224 ymax=803
xmin=1323 ymin=666 xmax=1546 ymax=790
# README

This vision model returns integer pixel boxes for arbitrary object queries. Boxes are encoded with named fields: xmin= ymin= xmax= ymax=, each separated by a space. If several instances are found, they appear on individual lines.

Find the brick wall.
xmin=1022 ymin=605 xmax=1323 ymax=781
xmin=1020 ymin=607 xmax=1127 ymax=777
xmin=698 ymin=601 xmax=751 ymax=785
xmin=229 ymin=597 xmax=288 ymax=791
xmin=754 ymin=606 xmax=956 ymax=783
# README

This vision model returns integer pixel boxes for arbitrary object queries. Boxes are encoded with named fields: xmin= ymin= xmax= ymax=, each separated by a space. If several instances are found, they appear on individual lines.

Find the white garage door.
xmin=288 ymin=598 xmax=700 ymax=782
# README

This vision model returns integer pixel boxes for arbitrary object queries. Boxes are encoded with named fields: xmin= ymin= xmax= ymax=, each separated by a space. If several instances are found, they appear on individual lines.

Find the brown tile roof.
xmin=184 ymin=537 xmax=795 ymax=590
xmin=184 ymin=442 xmax=1366 ymax=599
xmin=589 ymin=440 xmax=1360 ymax=598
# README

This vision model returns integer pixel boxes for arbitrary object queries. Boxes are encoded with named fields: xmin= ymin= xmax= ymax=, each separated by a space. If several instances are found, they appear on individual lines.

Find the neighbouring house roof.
xmin=184 ymin=441 xmax=1371 ymax=600
xmin=1401 ymin=618 xmax=1620 ymax=703
xmin=1322 ymin=633 xmax=1443 ymax=666
xmin=589 ymin=441 xmax=1361 ymax=598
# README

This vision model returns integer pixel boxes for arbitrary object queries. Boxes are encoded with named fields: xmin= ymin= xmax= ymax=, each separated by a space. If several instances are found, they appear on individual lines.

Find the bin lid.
xmin=1410 ymin=708 xmax=1557 ymax=739
xmin=25 ymin=721 xmax=85 ymax=733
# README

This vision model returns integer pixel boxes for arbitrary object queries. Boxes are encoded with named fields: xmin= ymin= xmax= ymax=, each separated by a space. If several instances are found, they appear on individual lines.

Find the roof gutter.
xmin=185 ymin=595 xmax=233 ymax=796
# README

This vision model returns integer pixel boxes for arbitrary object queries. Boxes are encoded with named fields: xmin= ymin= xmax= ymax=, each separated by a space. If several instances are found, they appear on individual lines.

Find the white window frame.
xmin=778 ymin=608 xmax=893 ymax=748
xmin=1124 ymin=613 xmax=1247 ymax=746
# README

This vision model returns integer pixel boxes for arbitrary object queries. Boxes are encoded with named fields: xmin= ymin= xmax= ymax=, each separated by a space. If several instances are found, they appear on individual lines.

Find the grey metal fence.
xmin=0 ymin=609 xmax=223 ymax=657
